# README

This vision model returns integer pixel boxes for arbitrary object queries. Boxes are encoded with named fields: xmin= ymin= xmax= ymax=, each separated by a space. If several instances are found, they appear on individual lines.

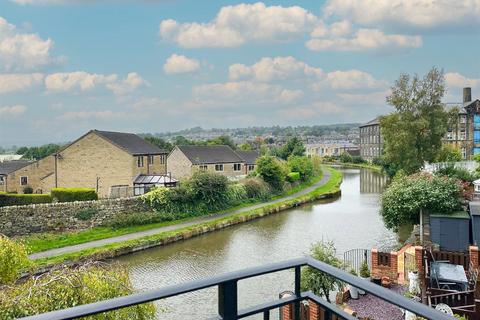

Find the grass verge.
xmin=32 ymin=168 xmax=342 ymax=269
xmin=22 ymin=169 xmax=325 ymax=254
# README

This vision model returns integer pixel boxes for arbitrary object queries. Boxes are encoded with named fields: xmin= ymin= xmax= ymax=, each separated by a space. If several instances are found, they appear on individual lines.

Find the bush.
xmin=339 ymin=152 xmax=353 ymax=163
xmin=359 ymin=260 xmax=370 ymax=278
xmin=226 ymin=183 xmax=248 ymax=205
xmin=0 ymin=263 xmax=156 ymax=319
xmin=51 ymin=188 xmax=98 ymax=202
xmin=74 ymin=207 xmax=98 ymax=221
xmin=22 ymin=186 xmax=33 ymax=194
xmin=242 ymin=178 xmax=271 ymax=200
xmin=0 ymin=193 xmax=52 ymax=207
xmin=351 ymin=156 xmax=366 ymax=164
xmin=0 ymin=236 xmax=30 ymax=285
xmin=435 ymin=165 xmax=478 ymax=182
xmin=287 ymin=156 xmax=314 ymax=181
xmin=287 ymin=172 xmax=300 ymax=182
xmin=256 ymin=156 xmax=288 ymax=191
xmin=186 ymin=171 xmax=230 ymax=211
xmin=372 ymin=157 xmax=383 ymax=166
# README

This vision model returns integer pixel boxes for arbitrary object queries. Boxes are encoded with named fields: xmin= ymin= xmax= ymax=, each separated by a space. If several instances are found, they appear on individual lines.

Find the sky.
xmin=0 ymin=0 xmax=479 ymax=146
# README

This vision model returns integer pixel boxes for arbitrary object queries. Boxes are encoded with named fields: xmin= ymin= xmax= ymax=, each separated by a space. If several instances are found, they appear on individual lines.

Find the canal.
xmin=116 ymin=167 xmax=397 ymax=319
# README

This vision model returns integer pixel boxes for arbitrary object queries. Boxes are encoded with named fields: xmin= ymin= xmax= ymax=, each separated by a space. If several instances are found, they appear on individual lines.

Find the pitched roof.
xmin=176 ymin=145 xmax=244 ymax=164
xmin=235 ymin=150 xmax=260 ymax=165
xmin=0 ymin=160 xmax=32 ymax=175
xmin=359 ymin=117 xmax=380 ymax=127
xmin=93 ymin=130 xmax=167 ymax=155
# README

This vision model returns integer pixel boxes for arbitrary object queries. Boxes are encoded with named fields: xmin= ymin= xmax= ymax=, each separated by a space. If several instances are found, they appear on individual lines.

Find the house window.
xmin=461 ymin=147 xmax=467 ymax=160
xmin=199 ymin=165 xmax=208 ymax=171
xmin=248 ymin=165 xmax=255 ymax=171
xmin=446 ymin=131 xmax=453 ymax=140
xmin=0 ymin=176 xmax=4 ymax=185
xmin=160 ymin=155 xmax=166 ymax=164
xmin=20 ymin=176 xmax=28 ymax=186
xmin=148 ymin=155 xmax=154 ymax=165
xmin=460 ymin=115 xmax=467 ymax=124
xmin=233 ymin=163 xmax=242 ymax=171
xmin=460 ymin=131 xmax=466 ymax=140
xmin=137 ymin=156 xmax=144 ymax=167
xmin=215 ymin=164 xmax=224 ymax=171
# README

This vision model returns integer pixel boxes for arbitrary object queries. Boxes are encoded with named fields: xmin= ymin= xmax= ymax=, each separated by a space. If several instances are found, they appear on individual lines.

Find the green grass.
xmin=32 ymin=167 xmax=342 ymax=268
xmin=21 ymin=169 xmax=326 ymax=255
xmin=324 ymin=161 xmax=382 ymax=172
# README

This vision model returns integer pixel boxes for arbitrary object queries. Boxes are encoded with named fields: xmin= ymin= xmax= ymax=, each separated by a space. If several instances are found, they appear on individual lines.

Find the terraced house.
xmin=2 ymin=130 xmax=168 ymax=197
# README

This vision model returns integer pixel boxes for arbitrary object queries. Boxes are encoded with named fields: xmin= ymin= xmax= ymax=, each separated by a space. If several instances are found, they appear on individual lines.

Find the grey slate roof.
xmin=93 ymin=130 xmax=167 ymax=155
xmin=235 ymin=150 xmax=260 ymax=165
xmin=177 ymin=145 xmax=245 ymax=164
xmin=359 ymin=117 xmax=380 ymax=127
xmin=0 ymin=160 xmax=32 ymax=175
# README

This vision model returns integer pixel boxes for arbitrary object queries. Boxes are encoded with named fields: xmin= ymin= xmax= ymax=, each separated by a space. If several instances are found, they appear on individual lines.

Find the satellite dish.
xmin=435 ymin=303 xmax=454 ymax=315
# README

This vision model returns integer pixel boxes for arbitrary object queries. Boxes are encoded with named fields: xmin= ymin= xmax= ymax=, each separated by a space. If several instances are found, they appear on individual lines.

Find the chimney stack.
xmin=464 ymin=87 xmax=472 ymax=103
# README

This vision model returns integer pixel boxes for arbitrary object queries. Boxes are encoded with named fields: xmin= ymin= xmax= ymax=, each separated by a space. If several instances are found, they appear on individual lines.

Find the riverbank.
xmin=324 ymin=162 xmax=383 ymax=172
xmin=30 ymin=167 xmax=342 ymax=269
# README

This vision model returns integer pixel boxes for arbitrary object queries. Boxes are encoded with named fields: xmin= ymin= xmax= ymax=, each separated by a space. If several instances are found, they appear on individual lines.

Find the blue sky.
xmin=1 ymin=0 xmax=479 ymax=146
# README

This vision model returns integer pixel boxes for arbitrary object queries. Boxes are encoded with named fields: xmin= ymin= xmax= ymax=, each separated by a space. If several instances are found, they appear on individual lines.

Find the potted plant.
xmin=358 ymin=260 xmax=370 ymax=295
xmin=348 ymin=269 xmax=359 ymax=299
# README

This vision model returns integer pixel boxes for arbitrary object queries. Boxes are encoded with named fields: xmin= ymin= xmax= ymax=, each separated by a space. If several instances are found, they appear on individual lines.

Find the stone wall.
xmin=0 ymin=197 xmax=152 ymax=236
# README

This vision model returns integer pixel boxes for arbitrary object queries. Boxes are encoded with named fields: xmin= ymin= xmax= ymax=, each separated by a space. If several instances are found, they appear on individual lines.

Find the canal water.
xmin=116 ymin=167 xmax=397 ymax=319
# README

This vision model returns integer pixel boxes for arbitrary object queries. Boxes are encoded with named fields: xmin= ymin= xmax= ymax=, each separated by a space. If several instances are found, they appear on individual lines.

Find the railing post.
xmin=218 ymin=280 xmax=238 ymax=320
xmin=294 ymin=266 xmax=301 ymax=320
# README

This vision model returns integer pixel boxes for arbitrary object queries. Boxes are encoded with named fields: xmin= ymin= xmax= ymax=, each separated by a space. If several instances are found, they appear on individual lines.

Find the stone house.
xmin=359 ymin=117 xmax=383 ymax=161
xmin=167 ymin=145 xmax=247 ymax=179
xmin=0 ymin=160 xmax=33 ymax=193
xmin=235 ymin=150 xmax=260 ymax=174
xmin=3 ymin=130 xmax=168 ymax=197
xmin=306 ymin=141 xmax=359 ymax=158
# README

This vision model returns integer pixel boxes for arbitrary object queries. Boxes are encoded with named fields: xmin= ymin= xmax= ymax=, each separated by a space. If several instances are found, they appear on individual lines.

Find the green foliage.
xmin=242 ymin=178 xmax=271 ymax=200
xmin=206 ymin=135 xmax=237 ymax=150
xmin=435 ymin=145 xmax=462 ymax=162
xmin=287 ymin=156 xmax=314 ymax=181
xmin=359 ymin=260 xmax=370 ymax=278
xmin=287 ymin=172 xmax=300 ymax=182
xmin=0 ymin=193 xmax=52 ymax=207
xmin=226 ymin=183 xmax=248 ymax=205
xmin=256 ymin=156 xmax=288 ymax=190
xmin=143 ymin=135 xmax=174 ymax=152
xmin=301 ymin=241 xmax=344 ymax=303
xmin=16 ymin=144 xmax=63 ymax=160
xmin=0 ymin=236 xmax=30 ymax=285
xmin=381 ymin=67 xmax=453 ymax=175
xmin=372 ymin=157 xmax=383 ymax=166
xmin=435 ymin=165 xmax=478 ymax=182
xmin=75 ymin=208 xmax=99 ymax=221
xmin=349 ymin=268 xmax=357 ymax=276
xmin=310 ymin=156 xmax=323 ymax=176
xmin=105 ymin=211 xmax=172 ymax=228
xmin=238 ymin=143 xmax=253 ymax=151
xmin=351 ymin=156 xmax=366 ymax=164
xmin=51 ymin=188 xmax=98 ymax=202
xmin=381 ymin=172 xmax=462 ymax=229
xmin=0 ymin=263 xmax=156 ymax=319
xmin=187 ymin=171 xmax=230 ymax=211
xmin=339 ymin=152 xmax=353 ymax=163
xmin=277 ymin=137 xmax=305 ymax=160
xmin=22 ymin=186 xmax=33 ymax=194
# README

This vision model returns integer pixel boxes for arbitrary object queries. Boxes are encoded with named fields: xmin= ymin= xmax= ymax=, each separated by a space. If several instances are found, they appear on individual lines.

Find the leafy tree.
xmin=17 ymin=144 xmax=63 ymax=160
xmin=435 ymin=145 xmax=462 ymax=163
xmin=380 ymin=172 xmax=462 ymax=230
xmin=172 ymin=135 xmax=196 ymax=146
xmin=256 ymin=156 xmax=288 ymax=190
xmin=238 ymin=143 xmax=253 ymax=151
xmin=381 ymin=68 xmax=455 ymax=175
xmin=0 ymin=236 xmax=30 ymax=285
xmin=143 ymin=135 xmax=174 ymax=152
xmin=339 ymin=152 xmax=353 ymax=163
xmin=186 ymin=171 xmax=230 ymax=210
xmin=301 ymin=241 xmax=344 ymax=303
xmin=287 ymin=156 xmax=314 ymax=181
xmin=278 ymin=137 xmax=305 ymax=159
xmin=207 ymin=135 xmax=237 ymax=150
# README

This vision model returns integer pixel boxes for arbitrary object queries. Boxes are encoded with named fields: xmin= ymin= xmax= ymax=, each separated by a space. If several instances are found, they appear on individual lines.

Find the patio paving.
xmin=346 ymin=285 xmax=406 ymax=320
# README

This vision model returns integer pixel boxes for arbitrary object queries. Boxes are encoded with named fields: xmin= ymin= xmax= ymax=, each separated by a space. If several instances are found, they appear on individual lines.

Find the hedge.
xmin=287 ymin=172 xmax=300 ymax=182
xmin=0 ymin=193 xmax=52 ymax=207
xmin=51 ymin=188 xmax=98 ymax=203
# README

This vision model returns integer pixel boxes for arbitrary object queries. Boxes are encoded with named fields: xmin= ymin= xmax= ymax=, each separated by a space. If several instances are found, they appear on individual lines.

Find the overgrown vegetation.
xmin=0 ymin=236 xmax=30 ymax=285
xmin=51 ymin=188 xmax=98 ymax=202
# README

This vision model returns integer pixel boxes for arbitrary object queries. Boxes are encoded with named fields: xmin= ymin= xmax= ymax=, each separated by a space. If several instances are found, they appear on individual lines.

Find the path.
xmin=30 ymin=169 xmax=333 ymax=260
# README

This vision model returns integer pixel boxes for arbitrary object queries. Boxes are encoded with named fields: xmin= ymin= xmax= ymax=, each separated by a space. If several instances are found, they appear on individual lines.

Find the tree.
xmin=381 ymin=67 xmax=455 ymax=175
xmin=256 ymin=156 xmax=288 ymax=190
xmin=435 ymin=145 xmax=462 ymax=163
xmin=339 ymin=152 xmax=353 ymax=163
xmin=380 ymin=172 xmax=462 ymax=230
xmin=287 ymin=156 xmax=314 ymax=181
xmin=238 ymin=143 xmax=253 ymax=151
xmin=207 ymin=135 xmax=236 ymax=150
xmin=301 ymin=241 xmax=344 ymax=303
xmin=17 ymin=144 xmax=63 ymax=160
xmin=143 ymin=135 xmax=173 ymax=152
xmin=279 ymin=137 xmax=305 ymax=159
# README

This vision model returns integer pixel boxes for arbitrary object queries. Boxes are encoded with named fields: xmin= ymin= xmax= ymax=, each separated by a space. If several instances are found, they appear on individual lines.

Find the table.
xmin=430 ymin=262 xmax=469 ymax=291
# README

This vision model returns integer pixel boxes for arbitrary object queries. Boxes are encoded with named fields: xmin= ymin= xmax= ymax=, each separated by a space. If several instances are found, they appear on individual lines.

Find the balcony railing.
xmin=20 ymin=256 xmax=453 ymax=320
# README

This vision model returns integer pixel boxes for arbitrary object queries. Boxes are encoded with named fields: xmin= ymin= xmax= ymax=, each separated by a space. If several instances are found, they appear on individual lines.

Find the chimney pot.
xmin=464 ymin=87 xmax=472 ymax=103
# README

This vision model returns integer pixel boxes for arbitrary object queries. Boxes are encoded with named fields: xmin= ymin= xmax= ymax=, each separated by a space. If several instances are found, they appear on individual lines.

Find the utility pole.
xmin=96 ymin=176 xmax=100 ymax=194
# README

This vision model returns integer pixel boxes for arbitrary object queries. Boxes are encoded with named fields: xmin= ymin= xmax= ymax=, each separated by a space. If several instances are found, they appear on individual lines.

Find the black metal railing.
xmin=20 ymin=256 xmax=454 ymax=320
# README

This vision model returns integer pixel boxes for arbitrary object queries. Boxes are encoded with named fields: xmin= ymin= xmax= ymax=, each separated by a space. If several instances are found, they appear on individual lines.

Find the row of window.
xmin=446 ymin=131 xmax=467 ymax=140
xmin=361 ymin=147 xmax=381 ymax=157
xmin=360 ymin=135 xmax=381 ymax=144
xmin=199 ymin=164 xmax=255 ymax=172
xmin=136 ymin=155 xmax=166 ymax=168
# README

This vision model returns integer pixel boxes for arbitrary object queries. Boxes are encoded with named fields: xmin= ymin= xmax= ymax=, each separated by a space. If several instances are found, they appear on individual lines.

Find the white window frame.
xmin=215 ymin=164 xmax=224 ymax=171
xmin=233 ymin=163 xmax=242 ymax=171
xmin=20 ymin=176 xmax=28 ymax=186
xmin=137 ymin=156 xmax=144 ymax=168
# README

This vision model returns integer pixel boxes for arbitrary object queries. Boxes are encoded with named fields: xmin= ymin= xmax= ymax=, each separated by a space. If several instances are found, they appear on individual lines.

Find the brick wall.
xmin=0 ymin=197 xmax=152 ymax=236
xmin=371 ymin=248 xmax=399 ymax=283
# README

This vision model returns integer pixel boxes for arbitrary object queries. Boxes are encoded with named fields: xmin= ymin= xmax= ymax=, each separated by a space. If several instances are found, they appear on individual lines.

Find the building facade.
xmin=305 ymin=142 xmax=359 ymax=158
xmin=359 ymin=117 xmax=383 ymax=161
xmin=3 ymin=130 xmax=168 ymax=197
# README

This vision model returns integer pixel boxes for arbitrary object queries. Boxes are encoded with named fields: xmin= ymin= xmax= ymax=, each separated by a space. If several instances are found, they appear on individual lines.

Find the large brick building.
xmin=359 ymin=117 xmax=383 ymax=161
xmin=1 ymin=130 xmax=168 ymax=197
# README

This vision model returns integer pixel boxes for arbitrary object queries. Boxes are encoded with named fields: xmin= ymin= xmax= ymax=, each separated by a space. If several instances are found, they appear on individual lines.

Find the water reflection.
xmin=115 ymin=168 xmax=397 ymax=319
xmin=360 ymin=168 xmax=389 ymax=193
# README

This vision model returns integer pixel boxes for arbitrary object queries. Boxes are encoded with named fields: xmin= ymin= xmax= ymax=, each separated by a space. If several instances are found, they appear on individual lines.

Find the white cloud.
xmin=0 ymin=17 xmax=55 ymax=70
xmin=323 ymin=0 xmax=480 ymax=29
xmin=0 ymin=73 xmax=44 ymax=94
xmin=56 ymin=110 xmax=127 ymax=121
xmin=323 ymin=70 xmax=388 ymax=90
xmin=278 ymin=89 xmax=303 ymax=103
xmin=0 ymin=104 xmax=26 ymax=116
xmin=277 ymin=101 xmax=349 ymax=120
xmin=106 ymin=72 xmax=147 ymax=95
xmin=445 ymin=72 xmax=480 ymax=89
xmin=159 ymin=2 xmax=318 ymax=48
xmin=307 ymin=28 xmax=422 ymax=52
xmin=163 ymin=54 xmax=200 ymax=75
xmin=229 ymin=56 xmax=323 ymax=82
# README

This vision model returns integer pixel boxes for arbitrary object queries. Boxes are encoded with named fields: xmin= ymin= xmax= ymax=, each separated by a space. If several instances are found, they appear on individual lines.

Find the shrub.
xmin=74 ymin=207 xmax=98 ymax=221
xmin=256 ymin=156 xmax=288 ymax=191
xmin=0 ymin=263 xmax=156 ymax=319
xmin=339 ymin=152 xmax=353 ymax=163
xmin=0 ymin=236 xmax=30 ymax=285
xmin=226 ymin=183 xmax=248 ymax=205
xmin=287 ymin=172 xmax=300 ymax=182
xmin=372 ymin=157 xmax=383 ymax=166
xmin=351 ymin=156 xmax=366 ymax=164
xmin=186 ymin=171 xmax=230 ymax=211
xmin=22 ymin=186 xmax=33 ymax=194
xmin=0 ymin=193 xmax=52 ymax=207
xmin=359 ymin=260 xmax=370 ymax=278
xmin=287 ymin=156 xmax=314 ymax=181
xmin=242 ymin=178 xmax=270 ymax=200
xmin=435 ymin=164 xmax=478 ymax=182
xmin=51 ymin=188 xmax=98 ymax=202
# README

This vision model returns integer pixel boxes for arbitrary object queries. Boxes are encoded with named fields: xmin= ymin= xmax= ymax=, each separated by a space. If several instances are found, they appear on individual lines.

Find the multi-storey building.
xmin=305 ymin=141 xmax=359 ymax=158
xmin=359 ymin=117 xmax=383 ymax=161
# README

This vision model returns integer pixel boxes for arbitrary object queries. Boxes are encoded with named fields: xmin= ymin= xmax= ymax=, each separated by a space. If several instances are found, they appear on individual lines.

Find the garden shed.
xmin=430 ymin=211 xmax=470 ymax=252
xmin=469 ymin=201 xmax=480 ymax=246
